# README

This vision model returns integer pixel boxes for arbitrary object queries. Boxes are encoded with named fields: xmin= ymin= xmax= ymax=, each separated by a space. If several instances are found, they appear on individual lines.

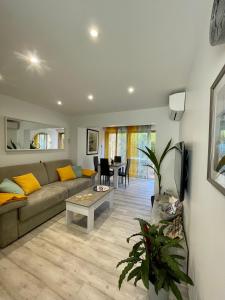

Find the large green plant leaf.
xmin=154 ymin=268 xmax=166 ymax=293
xmin=144 ymin=164 xmax=158 ymax=174
xmin=127 ymin=233 xmax=142 ymax=243
xmin=141 ymin=260 xmax=149 ymax=289
xmin=134 ymin=218 xmax=151 ymax=234
xmin=117 ymin=257 xmax=138 ymax=268
xmin=169 ymin=280 xmax=182 ymax=300
xmin=129 ymin=241 xmax=144 ymax=257
xmin=118 ymin=262 xmax=135 ymax=289
xmin=145 ymin=146 xmax=160 ymax=171
xmin=138 ymin=147 xmax=159 ymax=173
xmin=170 ymin=255 xmax=185 ymax=261
xmin=134 ymin=273 xmax=142 ymax=286
xmin=161 ymin=241 xmax=184 ymax=254
xmin=162 ymin=256 xmax=193 ymax=285
xmin=127 ymin=266 xmax=142 ymax=282
xmin=159 ymin=139 xmax=172 ymax=166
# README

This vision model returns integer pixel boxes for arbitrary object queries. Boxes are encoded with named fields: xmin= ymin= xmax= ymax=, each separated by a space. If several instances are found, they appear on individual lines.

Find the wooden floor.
xmin=0 ymin=178 xmax=154 ymax=300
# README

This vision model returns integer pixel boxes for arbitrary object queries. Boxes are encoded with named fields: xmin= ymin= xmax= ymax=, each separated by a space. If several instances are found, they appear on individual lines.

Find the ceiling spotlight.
xmin=89 ymin=27 xmax=99 ymax=39
xmin=128 ymin=86 xmax=135 ymax=94
xmin=57 ymin=100 xmax=63 ymax=106
xmin=29 ymin=54 xmax=40 ymax=66
xmin=15 ymin=50 xmax=49 ymax=74
xmin=88 ymin=94 xmax=94 ymax=101
xmin=0 ymin=74 xmax=4 ymax=81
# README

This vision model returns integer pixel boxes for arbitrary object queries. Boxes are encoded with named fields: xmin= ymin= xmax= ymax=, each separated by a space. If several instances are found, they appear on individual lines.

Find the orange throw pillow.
xmin=82 ymin=169 xmax=96 ymax=177
xmin=13 ymin=173 xmax=41 ymax=195
xmin=57 ymin=165 xmax=76 ymax=182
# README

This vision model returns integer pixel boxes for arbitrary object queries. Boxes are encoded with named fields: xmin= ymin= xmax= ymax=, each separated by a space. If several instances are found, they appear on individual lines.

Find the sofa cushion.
xmin=13 ymin=173 xmax=41 ymax=195
xmin=72 ymin=165 xmax=82 ymax=178
xmin=19 ymin=183 xmax=68 ymax=221
xmin=57 ymin=165 xmax=76 ymax=182
xmin=0 ymin=178 xmax=24 ymax=194
xmin=51 ymin=178 xmax=92 ymax=197
xmin=44 ymin=160 xmax=72 ymax=183
xmin=0 ymin=163 xmax=49 ymax=186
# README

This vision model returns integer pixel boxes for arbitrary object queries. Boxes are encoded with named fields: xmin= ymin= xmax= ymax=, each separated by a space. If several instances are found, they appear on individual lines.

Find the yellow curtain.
xmin=127 ymin=126 xmax=140 ymax=177
xmin=104 ymin=127 xmax=118 ymax=158
xmin=104 ymin=125 xmax=153 ymax=178
xmin=33 ymin=134 xmax=39 ymax=148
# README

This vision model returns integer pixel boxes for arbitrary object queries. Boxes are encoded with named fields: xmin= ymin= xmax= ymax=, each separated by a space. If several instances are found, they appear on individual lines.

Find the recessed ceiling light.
xmin=29 ymin=54 xmax=40 ymax=66
xmin=15 ymin=50 xmax=49 ymax=73
xmin=128 ymin=86 xmax=135 ymax=94
xmin=89 ymin=27 xmax=99 ymax=39
xmin=57 ymin=100 xmax=63 ymax=106
xmin=0 ymin=74 xmax=4 ymax=81
xmin=88 ymin=94 xmax=94 ymax=101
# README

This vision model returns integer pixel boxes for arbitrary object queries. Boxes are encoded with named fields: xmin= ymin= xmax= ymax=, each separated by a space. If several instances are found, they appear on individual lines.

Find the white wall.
xmin=73 ymin=106 xmax=180 ymax=193
xmin=180 ymin=2 xmax=225 ymax=299
xmin=0 ymin=94 xmax=72 ymax=166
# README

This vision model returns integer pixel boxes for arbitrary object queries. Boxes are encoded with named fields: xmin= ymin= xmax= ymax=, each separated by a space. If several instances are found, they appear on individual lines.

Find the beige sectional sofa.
xmin=0 ymin=159 xmax=95 ymax=248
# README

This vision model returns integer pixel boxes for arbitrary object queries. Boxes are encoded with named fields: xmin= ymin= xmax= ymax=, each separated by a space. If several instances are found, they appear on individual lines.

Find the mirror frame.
xmin=5 ymin=117 xmax=66 ymax=152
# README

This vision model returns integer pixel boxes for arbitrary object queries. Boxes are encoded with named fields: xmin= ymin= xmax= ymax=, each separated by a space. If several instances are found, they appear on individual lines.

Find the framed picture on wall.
xmin=208 ymin=64 xmax=225 ymax=195
xmin=86 ymin=129 xmax=99 ymax=155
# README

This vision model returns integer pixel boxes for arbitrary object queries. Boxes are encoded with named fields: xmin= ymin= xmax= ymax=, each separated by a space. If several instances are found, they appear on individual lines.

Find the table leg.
xmin=109 ymin=190 xmax=114 ymax=209
xmin=87 ymin=208 xmax=94 ymax=232
xmin=66 ymin=210 xmax=73 ymax=225
xmin=113 ymin=167 xmax=119 ymax=189
xmin=98 ymin=165 xmax=101 ymax=184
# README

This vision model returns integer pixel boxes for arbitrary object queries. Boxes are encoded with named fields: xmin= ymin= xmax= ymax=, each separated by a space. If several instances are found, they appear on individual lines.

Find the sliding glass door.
xmin=105 ymin=126 xmax=156 ymax=179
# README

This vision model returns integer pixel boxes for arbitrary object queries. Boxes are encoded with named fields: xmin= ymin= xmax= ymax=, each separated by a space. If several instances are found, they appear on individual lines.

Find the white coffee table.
xmin=65 ymin=186 xmax=114 ymax=233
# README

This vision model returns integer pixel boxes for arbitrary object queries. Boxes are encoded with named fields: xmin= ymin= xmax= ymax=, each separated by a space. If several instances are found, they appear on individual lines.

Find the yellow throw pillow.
xmin=82 ymin=169 xmax=96 ymax=177
xmin=13 ymin=173 xmax=41 ymax=195
xmin=57 ymin=165 xmax=76 ymax=182
xmin=0 ymin=193 xmax=27 ymax=206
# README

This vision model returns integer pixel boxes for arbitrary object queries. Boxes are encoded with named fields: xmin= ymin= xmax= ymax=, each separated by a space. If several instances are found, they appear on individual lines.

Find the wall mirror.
xmin=5 ymin=117 xmax=65 ymax=151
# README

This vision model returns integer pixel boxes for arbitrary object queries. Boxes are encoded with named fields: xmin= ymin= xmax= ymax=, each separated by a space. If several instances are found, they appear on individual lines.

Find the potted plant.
xmin=117 ymin=218 xmax=193 ymax=300
xmin=138 ymin=139 xmax=174 ymax=195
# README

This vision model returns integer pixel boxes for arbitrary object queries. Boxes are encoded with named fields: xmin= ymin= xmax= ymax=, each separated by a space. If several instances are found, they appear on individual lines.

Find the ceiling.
xmin=0 ymin=0 xmax=205 ymax=115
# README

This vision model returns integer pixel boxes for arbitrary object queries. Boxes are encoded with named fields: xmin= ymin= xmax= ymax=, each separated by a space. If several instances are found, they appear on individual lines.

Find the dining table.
xmin=97 ymin=162 xmax=126 ymax=189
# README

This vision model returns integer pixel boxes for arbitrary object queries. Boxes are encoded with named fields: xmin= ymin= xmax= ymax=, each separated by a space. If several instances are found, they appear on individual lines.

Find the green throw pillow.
xmin=72 ymin=165 xmax=82 ymax=178
xmin=0 ymin=178 xmax=24 ymax=194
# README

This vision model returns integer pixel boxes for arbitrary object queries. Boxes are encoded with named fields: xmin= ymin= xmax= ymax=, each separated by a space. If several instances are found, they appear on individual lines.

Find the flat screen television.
xmin=174 ymin=141 xmax=188 ymax=201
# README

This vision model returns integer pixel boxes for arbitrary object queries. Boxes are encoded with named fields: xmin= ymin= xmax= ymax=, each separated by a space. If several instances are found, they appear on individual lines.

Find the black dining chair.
xmin=93 ymin=156 xmax=99 ymax=172
xmin=118 ymin=159 xmax=131 ymax=188
xmin=114 ymin=155 xmax=123 ymax=174
xmin=100 ymin=158 xmax=114 ymax=186
xmin=114 ymin=156 xmax=122 ymax=163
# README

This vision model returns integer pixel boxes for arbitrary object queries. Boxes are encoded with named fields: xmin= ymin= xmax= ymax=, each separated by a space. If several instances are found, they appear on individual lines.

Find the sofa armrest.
xmin=0 ymin=200 xmax=27 ymax=216
xmin=0 ymin=200 xmax=27 ymax=248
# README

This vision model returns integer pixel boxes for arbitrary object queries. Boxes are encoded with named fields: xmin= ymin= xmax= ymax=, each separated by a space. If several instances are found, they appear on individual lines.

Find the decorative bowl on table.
xmin=93 ymin=185 xmax=109 ymax=192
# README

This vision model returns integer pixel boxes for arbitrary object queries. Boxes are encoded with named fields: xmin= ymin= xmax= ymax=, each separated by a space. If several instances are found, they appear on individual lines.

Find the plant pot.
xmin=149 ymin=283 xmax=168 ymax=300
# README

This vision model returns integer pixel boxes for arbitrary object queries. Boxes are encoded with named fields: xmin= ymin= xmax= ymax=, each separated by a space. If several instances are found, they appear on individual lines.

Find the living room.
xmin=0 ymin=1 xmax=225 ymax=300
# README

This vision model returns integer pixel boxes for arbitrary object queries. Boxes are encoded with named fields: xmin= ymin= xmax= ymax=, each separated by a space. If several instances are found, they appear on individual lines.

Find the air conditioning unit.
xmin=169 ymin=91 xmax=186 ymax=121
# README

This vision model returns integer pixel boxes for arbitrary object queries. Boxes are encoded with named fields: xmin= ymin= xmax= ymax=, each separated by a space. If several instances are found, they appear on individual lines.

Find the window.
xmin=58 ymin=132 xmax=65 ymax=149
xmin=34 ymin=133 xmax=50 ymax=150
xmin=105 ymin=126 xmax=156 ymax=178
